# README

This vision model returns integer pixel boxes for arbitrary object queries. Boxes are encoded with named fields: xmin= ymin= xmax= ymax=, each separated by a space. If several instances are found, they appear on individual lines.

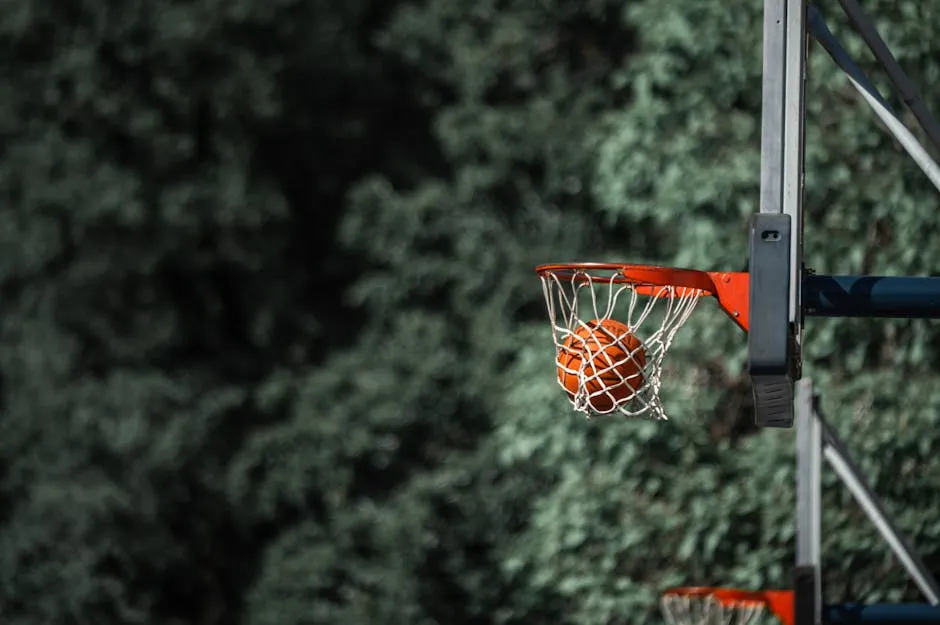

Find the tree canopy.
xmin=2 ymin=0 xmax=940 ymax=623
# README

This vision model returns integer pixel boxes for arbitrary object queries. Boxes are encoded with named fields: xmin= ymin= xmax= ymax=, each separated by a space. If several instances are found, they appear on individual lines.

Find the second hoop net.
xmin=661 ymin=586 xmax=794 ymax=625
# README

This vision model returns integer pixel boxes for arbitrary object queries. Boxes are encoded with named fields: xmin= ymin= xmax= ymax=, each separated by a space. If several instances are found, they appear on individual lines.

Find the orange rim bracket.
xmin=706 ymin=271 xmax=750 ymax=332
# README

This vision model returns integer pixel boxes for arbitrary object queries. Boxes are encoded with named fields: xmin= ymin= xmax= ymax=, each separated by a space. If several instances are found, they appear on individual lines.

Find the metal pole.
xmin=808 ymin=7 xmax=940 ymax=194
xmin=760 ymin=0 xmax=787 ymax=218
xmin=796 ymin=378 xmax=822 ymax=625
xmin=820 ymin=416 xmax=940 ymax=604
xmin=803 ymin=275 xmax=940 ymax=319
xmin=751 ymin=0 xmax=801 ymax=430
xmin=783 ymin=0 xmax=807 ymax=373
xmin=823 ymin=603 xmax=940 ymax=624
xmin=835 ymin=0 xmax=940 ymax=156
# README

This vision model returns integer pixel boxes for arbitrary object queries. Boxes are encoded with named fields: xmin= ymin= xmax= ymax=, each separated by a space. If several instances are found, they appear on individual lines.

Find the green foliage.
xmin=4 ymin=0 xmax=940 ymax=623
xmin=0 ymin=0 xmax=423 ymax=622
xmin=246 ymin=503 xmax=433 ymax=625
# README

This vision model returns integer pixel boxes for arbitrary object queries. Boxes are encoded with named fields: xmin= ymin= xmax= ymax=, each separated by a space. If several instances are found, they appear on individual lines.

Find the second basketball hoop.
xmin=536 ymin=263 xmax=749 ymax=420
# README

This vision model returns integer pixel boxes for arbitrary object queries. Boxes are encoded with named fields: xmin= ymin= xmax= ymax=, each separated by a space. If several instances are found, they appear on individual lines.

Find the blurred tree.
xmin=4 ymin=0 xmax=940 ymax=624
xmin=0 ymin=0 xmax=435 ymax=622
xmin=235 ymin=0 xmax=651 ymax=623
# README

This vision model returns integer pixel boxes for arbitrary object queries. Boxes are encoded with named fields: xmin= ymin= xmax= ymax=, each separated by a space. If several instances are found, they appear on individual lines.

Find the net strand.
xmin=541 ymin=269 xmax=705 ymax=420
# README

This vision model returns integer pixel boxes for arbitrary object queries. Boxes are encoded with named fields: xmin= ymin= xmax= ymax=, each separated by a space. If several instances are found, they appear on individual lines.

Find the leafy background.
xmin=2 ymin=0 xmax=940 ymax=623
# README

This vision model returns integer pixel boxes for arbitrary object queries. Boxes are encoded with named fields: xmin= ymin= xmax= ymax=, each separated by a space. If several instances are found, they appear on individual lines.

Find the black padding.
xmin=748 ymin=213 xmax=795 ymax=428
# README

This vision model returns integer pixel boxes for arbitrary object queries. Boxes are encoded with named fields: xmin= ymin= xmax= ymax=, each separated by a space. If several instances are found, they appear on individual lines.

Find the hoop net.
xmin=538 ymin=266 xmax=707 ymax=420
xmin=661 ymin=588 xmax=793 ymax=625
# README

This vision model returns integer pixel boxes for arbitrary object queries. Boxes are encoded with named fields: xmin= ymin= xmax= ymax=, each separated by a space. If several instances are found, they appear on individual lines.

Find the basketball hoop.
xmin=661 ymin=587 xmax=794 ymax=625
xmin=536 ymin=263 xmax=749 ymax=420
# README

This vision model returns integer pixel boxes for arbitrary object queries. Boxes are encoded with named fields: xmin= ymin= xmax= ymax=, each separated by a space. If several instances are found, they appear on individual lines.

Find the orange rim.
xmin=662 ymin=586 xmax=727 ymax=598
xmin=714 ymin=589 xmax=794 ymax=625
xmin=536 ymin=263 xmax=720 ymax=294
xmin=536 ymin=263 xmax=750 ymax=332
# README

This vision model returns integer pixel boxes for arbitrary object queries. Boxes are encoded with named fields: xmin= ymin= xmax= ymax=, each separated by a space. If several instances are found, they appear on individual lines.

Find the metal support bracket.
xmin=795 ymin=379 xmax=940 ymax=625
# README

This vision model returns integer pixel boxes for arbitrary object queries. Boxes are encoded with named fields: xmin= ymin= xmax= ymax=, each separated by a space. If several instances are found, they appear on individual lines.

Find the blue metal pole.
xmin=804 ymin=275 xmax=940 ymax=319
xmin=824 ymin=603 xmax=940 ymax=624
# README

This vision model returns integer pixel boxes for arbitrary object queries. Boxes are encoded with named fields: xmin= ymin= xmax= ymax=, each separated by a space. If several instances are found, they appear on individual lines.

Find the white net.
xmin=539 ymin=268 xmax=706 ymax=420
xmin=661 ymin=592 xmax=766 ymax=625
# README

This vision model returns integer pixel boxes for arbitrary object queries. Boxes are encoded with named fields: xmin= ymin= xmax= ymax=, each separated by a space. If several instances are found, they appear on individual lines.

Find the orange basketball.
xmin=556 ymin=318 xmax=647 ymax=413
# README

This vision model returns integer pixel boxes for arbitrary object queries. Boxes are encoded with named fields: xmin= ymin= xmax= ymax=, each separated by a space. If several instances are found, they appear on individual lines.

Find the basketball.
xmin=556 ymin=318 xmax=647 ymax=413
